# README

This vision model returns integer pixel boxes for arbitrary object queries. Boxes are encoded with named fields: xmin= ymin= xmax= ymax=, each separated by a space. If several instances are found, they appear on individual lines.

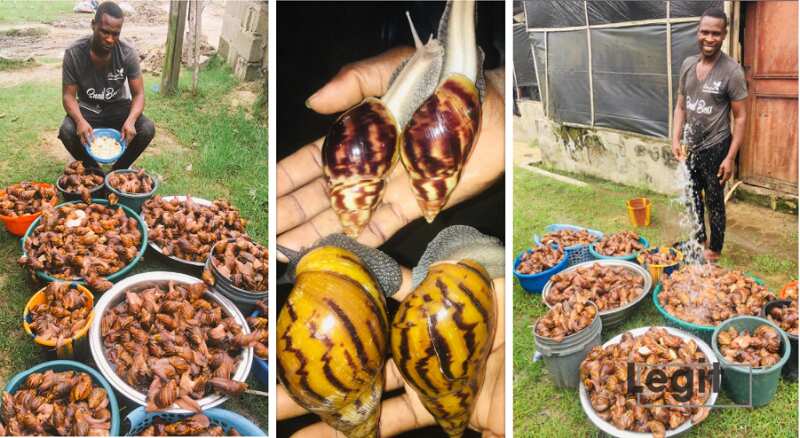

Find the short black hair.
xmin=701 ymin=7 xmax=728 ymax=28
xmin=94 ymin=1 xmax=124 ymax=23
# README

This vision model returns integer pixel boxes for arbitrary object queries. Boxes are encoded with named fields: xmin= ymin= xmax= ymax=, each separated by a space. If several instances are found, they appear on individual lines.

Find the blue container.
xmin=251 ymin=309 xmax=269 ymax=388
xmin=84 ymin=128 xmax=126 ymax=164
xmin=588 ymin=236 xmax=650 ymax=261
xmin=3 ymin=360 xmax=120 ymax=436
xmin=21 ymin=199 xmax=148 ymax=288
xmin=513 ymin=245 xmax=569 ymax=293
xmin=534 ymin=224 xmax=603 ymax=267
xmin=124 ymin=407 xmax=266 ymax=436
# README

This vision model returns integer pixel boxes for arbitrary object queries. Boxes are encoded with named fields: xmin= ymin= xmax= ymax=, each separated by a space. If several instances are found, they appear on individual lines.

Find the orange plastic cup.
xmin=626 ymin=197 xmax=651 ymax=227
xmin=0 ymin=182 xmax=58 ymax=236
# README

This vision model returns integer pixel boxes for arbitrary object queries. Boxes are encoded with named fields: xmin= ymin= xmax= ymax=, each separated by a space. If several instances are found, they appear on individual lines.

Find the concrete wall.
xmin=218 ymin=1 xmax=267 ymax=81
xmin=515 ymin=100 xmax=682 ymax=195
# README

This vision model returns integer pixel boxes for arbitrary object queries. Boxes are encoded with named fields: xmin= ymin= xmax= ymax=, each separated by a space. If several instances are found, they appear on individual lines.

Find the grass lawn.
xmin=512 ymin=166 xmax=798 ymax=438
xmin=0 ymin=58 xmax=267 ymax=430
xmin=0 ymin=0 xmax=73 ymax=24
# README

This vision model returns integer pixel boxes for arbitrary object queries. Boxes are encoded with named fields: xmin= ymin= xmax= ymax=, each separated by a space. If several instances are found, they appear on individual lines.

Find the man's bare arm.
xmin=121 ymin=77 xmax=145 ymax=143
xmin=63 ymin=83 xmax=93 ymax=145
xmin=671 ymin=94 xmax=686 ymax=160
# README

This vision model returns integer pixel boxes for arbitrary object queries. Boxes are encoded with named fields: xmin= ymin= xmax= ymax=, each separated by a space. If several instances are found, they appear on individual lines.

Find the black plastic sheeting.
xmin=670 ymin=1 xmax=723 ymax=18
xmin=530 ymin=32 xmax=547 ymax=105
xmin=546 ymin=30 xmax=591 ymax=125
xmin=587 ymin=1 xmax=665 ymax=25
xmin=591 ymin=25 xmax=669 ymax=137
xmin=524 ymin=1 xmax=585 ymax=28
xmin=514 ymin=23 xmax=537 ymax=87
xmin=671 ymin=21 xmax=701 ymax=103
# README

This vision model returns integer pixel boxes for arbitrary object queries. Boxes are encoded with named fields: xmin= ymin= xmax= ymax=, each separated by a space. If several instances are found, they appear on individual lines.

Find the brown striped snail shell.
xmin=401 ymin=0 xmax=483 ymax=223
xmin=277 ymin=246 xmax=389 ymax=438
xmin=390 ymin=259 xmax=496 ymax=438
xmin=322 ymin=21 xmax=444 ymax=238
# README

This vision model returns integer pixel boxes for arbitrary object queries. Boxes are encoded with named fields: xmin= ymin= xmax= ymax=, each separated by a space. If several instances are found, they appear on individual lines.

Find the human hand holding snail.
xmin=277 ymin=273 xmax=506 ymax=438
xmin=276 ymin=48 xmax=505 ymax=263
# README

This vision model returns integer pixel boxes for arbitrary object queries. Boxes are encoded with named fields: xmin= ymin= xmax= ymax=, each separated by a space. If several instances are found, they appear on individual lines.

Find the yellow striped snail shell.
xmin=401 ymin=0 xmax=483 ymax=223
xmin=322 ymin=22 xmax=444 ymax=238
xmin=390 ymin=259 xmax=496 ymax=438
xmin=277 ymin=246 xmax=389 ymax=438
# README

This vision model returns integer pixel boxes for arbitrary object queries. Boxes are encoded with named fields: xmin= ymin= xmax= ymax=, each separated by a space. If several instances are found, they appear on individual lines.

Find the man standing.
xmin=672 ymin=7 xmax=747 ymax=263
xmin=59 ymin=1 xmax=155 ymax=170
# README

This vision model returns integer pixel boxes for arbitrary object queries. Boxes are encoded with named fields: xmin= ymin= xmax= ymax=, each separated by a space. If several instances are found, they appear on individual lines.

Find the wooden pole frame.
xmin=161 ymin=0 xmax=188 ymax=96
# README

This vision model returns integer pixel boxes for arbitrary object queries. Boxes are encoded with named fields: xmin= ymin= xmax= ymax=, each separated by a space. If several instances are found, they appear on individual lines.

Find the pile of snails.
xmin=535 ymin=298 xmax=596 ymax=341
xmin=107 ymin=169 xmax=154 ymax=194
xmin=516 ymin=245 xmax=563 ymax=274
xmin=203 ymin=237 xmax=268 ymax=292
xmin=782 ymin=281 xmax=798 ymax=301
xmin=659 ymin=265 xmax=775 ymax=326
xmin=248 ymin=300 xmax=268 ymax=360
xmin=28 ymin=283 xmax=91 ymax=345
xmin=580 ymin=328 xmax=712 ymax=436
xmin=717 ymin=325 xmax=782 ymax=367
xmin=640 ymin=250 xmax=680 ymax=265
xmin=142 ymin=196 xmax=247 ymax=263
xmin=59 ymin=161 xmax=104 ymax=201
xmin=593 ymin=231 xmax=643 ymax=257
xmin=0 ymin=182 xmax=57 ymax=217
xmin=0 ymin=370 xmax=112 ymax=436
xmin=322 ymin=0 xmax=482 ymax=236
xmin=545 ymin=263 xmax=645 ymax=312
xmin=767 ymin=301 xmax=798 ymax=336
xmin=19 ymin=202 xmax=142 ymax=292
xmin=540 ymin=229 xmax=597 ymax=249
xmin=101 ymin=281 xmax=250 ymax=412
xmin=135 ymin=414 xmax=240 ymax=436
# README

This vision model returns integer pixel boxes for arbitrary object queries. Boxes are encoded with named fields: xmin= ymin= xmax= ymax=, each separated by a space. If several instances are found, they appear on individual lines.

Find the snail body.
xmin=323 ymin=23 xmax=444 ymax=238
xmin=277 ymin=246 xmax=389 ymax=438
xmin=391 ymin=259 xmax=496 ymax=438
xmin=401 ymin=0 xmax=483 ymax=222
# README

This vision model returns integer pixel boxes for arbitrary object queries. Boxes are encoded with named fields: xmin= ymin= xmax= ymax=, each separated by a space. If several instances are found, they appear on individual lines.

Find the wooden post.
xmin=191 ymin=0 xmax=202 ymax=95
xmin=161 ymin=0 xmax=188 ymax=96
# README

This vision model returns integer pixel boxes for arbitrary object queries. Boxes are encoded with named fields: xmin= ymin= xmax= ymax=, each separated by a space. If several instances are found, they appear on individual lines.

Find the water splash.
xmin=673 ymin=159 xmax=706 ymax=266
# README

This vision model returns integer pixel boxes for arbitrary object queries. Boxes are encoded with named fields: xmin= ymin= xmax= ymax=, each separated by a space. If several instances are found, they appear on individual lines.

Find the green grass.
xmin=513 ymin=166 xmax=798 ymax=437
xmin=0 ymin=56 xmax=37 ymax=72
xmin=0 ymin=0 xmax=73 ymax=23
xmin=0 ymin=57 xmax=266 ymax=430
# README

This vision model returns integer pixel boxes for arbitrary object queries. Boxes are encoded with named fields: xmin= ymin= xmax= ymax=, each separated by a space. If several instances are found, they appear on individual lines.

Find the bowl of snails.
xmin=88 ymin=271 xmax=253 ymax=413
xmin=0 ymin=181 xmax=58 ymax=236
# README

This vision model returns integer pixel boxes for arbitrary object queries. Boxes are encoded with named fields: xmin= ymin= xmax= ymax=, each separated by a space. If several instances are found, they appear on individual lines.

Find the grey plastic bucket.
xmin=206 ymin=239 xmax=268 ymax=314
xmin=104 ymin=169 xmax=158 ymax=213
xmin=534 ymin=302 xmax=602 ymax=389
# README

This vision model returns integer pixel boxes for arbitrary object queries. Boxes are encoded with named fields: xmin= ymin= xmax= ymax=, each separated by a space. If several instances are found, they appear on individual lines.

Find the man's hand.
xmin=671 ymin=141 xmax=685 ymax=161
xmin=276 ymin=48 xmax=505 ymax=262
xmin=718 ymin=157 xmax=734 ymax=184
xmin=121 ymin=119 xmax=137 ymax=144
xmin=77 ymin=120 xmax=94 ymax=146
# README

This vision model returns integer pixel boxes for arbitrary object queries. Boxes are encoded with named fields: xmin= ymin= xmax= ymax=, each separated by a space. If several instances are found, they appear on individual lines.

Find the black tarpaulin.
xmin=670 ymin=1 xmax=723 ymax=18
xmin=591 ymin=24 xmax=669 ymax=137
xmin=671 ymin=21 xmax=701 ymax=103
xmin=546 ymin=30 xmax=591 ymax=125
xmin=586 ymin=1 xmax=666 ymax=25
xmin=530 ymin=31 xmax=547 ymax=105
xmin=524 ymin=0 xmax=585 ymax=28
xmin=514 ymin=23 xmax=537 ymax=87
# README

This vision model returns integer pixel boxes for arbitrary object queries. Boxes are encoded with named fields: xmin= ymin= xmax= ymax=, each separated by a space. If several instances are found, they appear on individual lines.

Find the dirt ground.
xmin=0 ymin=0 xmax=225 ymax=87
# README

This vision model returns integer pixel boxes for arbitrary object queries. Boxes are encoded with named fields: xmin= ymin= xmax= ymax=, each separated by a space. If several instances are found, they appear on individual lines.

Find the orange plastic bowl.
xmin=0 ymin=182 xmax=58 ymax=236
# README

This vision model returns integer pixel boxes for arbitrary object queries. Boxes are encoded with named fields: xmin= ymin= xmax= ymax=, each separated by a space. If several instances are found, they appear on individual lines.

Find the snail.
xmin=391 ymin=259 xmax=496 ymax=438
xmin=321 ymin=10 xmax=445 ymax=238
xmin=401 ymin=0 xmax=483 ymax=222
xmin=277 ymin=246 xmax=389 ymax=437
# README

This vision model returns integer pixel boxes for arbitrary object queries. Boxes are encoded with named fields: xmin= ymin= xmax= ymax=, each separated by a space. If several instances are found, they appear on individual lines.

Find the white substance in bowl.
xmin=90 ymin=137 xmax=122 ymax=159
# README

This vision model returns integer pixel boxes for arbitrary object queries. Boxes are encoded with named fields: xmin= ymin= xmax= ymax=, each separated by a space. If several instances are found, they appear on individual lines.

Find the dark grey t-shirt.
xmin=678 ymin=53 xmax=748 ymax=152
xmin=62 ymin=35 xmax=141 ymax=112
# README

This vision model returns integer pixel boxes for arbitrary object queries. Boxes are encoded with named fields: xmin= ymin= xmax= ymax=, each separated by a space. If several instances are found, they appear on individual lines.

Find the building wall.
xmin=218 ymin=1 xmax=267 ymax=81
xmin=515 ymin=100 xmax=682 ymax=195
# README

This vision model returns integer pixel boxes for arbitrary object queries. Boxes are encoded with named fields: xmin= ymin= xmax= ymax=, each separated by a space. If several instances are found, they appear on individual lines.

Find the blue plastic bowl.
xmin=20 ymin=199 xmax=148 ymax=288
xmin=588 ymin=236 xmax=650 ymax=261
xmin=124 ymin=407 xmax=266 ymax=436
xmin=251 ymin=309 xmax=268 ymax=388
xmin=3 ymin=360 xmax=120 ymax=436
xmin=513 ymin=244 xmax=569 ymax=294
xmin=84 ymin=128 xmax=126 ymax=164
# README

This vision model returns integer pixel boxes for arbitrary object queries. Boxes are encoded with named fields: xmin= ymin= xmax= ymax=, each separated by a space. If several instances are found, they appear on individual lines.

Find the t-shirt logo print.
xmin=107 ymin=68 xmax=125 ymax=81
xmin=702 ymin=80 xmax=722 ymax=94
